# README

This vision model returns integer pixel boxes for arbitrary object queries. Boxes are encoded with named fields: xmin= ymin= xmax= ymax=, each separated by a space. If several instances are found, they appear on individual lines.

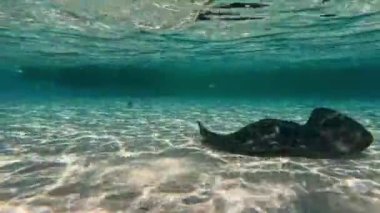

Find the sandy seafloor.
xmin=0 ymin=97 xmax=379 ymax=213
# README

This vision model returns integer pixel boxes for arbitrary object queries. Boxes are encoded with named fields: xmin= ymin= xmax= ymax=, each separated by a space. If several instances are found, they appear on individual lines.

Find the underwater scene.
xmin=0 ymin=0 xmax=380 ymax=212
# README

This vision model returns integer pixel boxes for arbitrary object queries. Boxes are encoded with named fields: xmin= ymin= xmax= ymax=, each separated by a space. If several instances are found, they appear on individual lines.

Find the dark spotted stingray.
xmin=197 ymin=108 xmax=373 ymax=158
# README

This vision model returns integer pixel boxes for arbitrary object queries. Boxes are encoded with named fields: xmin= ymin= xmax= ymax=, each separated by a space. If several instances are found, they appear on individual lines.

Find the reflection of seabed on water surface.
xmin=0 ymin=0 xmax=378 ymax=67
xmin=0 ymin=98 xmax=379 ymax=212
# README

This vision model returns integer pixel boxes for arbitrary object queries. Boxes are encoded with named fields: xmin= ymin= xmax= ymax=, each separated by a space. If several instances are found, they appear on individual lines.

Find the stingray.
xmin=197 ymin=107 xmax=374 ymax=158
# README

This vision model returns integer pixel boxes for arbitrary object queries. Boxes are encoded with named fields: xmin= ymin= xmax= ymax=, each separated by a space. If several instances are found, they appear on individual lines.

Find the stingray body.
xmin=197 ymin=108 xmax=373 ymax=158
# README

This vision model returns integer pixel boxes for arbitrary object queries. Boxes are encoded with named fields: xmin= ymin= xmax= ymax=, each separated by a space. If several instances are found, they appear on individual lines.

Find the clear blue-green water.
xmin=0 ymin=0 xmax=380 ymax=212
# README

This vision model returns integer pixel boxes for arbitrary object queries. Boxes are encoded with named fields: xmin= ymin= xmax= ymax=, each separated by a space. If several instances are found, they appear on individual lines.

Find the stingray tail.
xmin=197 ymin=121 xmax=210 ymax=138
xmin=197 ymin=121 xmax=208 ymax=137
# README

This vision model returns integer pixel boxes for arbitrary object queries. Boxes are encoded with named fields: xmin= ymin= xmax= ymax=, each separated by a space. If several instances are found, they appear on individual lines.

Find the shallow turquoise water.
xmin=0 ymin=0 xmax=380 ymax=212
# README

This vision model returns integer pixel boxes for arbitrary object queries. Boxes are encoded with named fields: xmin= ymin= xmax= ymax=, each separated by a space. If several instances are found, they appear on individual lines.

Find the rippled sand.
xmin=0 ymin=97 xmax=379 ymax=213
